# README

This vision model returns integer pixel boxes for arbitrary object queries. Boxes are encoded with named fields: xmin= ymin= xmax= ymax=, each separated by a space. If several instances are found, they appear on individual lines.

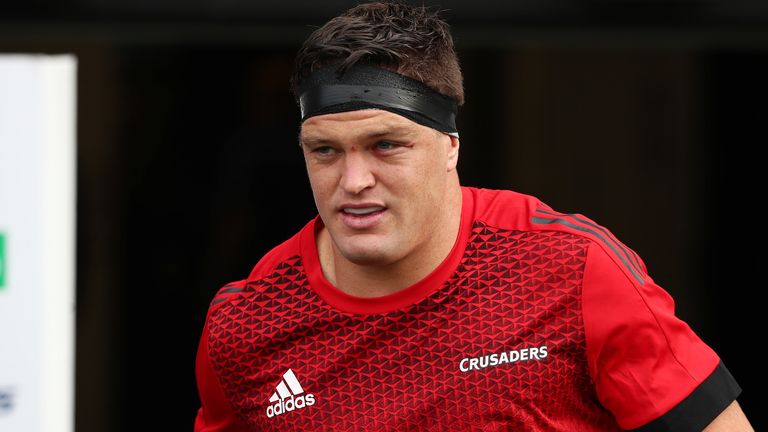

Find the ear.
xmin=446 ymin=135 xmax=460 ymax=172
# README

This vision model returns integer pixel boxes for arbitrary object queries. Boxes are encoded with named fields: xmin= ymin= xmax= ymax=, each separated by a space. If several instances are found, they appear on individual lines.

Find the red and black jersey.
xmin=195 ymin=187 xmax=740 ymax=431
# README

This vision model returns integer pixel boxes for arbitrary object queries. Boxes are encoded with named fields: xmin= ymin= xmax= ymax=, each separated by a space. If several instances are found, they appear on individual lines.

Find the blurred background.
xmin=1 ymin=0 xmax=765 ymax=430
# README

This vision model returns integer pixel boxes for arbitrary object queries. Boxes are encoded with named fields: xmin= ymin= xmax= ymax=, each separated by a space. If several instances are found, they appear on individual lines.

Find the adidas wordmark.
xmin=266 ymin=369 xmax=316 ymax=418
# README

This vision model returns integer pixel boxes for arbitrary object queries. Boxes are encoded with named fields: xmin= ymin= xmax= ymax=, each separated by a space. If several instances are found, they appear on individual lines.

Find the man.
xmin=195 ymin=2 xmax=752 ymax=431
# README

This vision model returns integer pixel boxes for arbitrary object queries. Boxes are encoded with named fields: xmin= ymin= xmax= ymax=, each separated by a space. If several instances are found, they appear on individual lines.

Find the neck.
xmin=318 ymin=180 xmax=463 ymax=298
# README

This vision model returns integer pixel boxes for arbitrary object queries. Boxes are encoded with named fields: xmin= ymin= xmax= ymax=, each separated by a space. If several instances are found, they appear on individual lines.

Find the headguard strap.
xmin=299 ymin=65 xmax=459 ymax=136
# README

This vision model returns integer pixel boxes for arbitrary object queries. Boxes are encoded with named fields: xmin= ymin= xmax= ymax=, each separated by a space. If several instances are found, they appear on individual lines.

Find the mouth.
xmin=341 ymin=206 xmax=386 ymax=216
xmin=338 ymin=205 xmax=387 ymax=229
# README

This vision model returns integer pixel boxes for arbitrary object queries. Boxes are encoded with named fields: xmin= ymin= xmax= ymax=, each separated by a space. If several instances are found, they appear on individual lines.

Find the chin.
xmin=338 ymin=243 xmax=397 ymax=266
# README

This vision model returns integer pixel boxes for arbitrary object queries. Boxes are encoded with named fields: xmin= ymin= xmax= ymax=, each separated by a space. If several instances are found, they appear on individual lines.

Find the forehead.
xmin=300 ymin=109 xmax=427 ymax=143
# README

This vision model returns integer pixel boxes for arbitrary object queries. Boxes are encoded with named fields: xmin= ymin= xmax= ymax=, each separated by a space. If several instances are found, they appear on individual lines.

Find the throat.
xmin=316 ymin=228 xmax=458 ymax=299
xmin=317 ymin=228 xmax=409 ymax=297
xmin=333 ymin=261 xmax=421 ymax=298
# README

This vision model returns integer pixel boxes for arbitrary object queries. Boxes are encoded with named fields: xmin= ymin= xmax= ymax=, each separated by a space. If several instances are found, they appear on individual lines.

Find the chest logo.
xmin=459 ymin=345 xmax=549 ymax=372
xmin=266 ymin=369 xmax=316 ymax=418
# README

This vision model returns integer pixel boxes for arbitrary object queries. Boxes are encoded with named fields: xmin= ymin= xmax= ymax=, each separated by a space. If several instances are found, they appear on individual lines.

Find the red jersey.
xmin=195 ymin=187 xmax=740 ymax=431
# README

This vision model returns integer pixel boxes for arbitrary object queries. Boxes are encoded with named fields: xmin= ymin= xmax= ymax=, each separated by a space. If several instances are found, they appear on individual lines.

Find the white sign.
xmin=0 ymin=55 xmax=76 ymax=432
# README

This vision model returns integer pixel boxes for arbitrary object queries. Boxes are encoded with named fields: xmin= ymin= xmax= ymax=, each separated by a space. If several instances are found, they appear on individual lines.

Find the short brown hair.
xmin=291 ymin=1 xmax=464 ymax=106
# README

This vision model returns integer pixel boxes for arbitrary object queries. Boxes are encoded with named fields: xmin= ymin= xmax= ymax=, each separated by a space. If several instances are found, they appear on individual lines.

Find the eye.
xmin=312 ymin=146 xmax=337 ymax=156
xmin=375 ymin=141 xmax=398 ymax=151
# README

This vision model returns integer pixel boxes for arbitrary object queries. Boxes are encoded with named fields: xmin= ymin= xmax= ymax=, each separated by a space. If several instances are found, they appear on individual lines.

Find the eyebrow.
xmin=301 ymin=125 xmax=413 ymax=146
xmin=299 ymin=135 xmax=331 ymax=146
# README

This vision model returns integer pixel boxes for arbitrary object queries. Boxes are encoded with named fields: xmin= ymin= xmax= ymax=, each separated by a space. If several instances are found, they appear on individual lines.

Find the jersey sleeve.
xmin=194 ymin=286 xmax=250 ymax=431
xmin=581 ymin=240 xmax=741 ymax=431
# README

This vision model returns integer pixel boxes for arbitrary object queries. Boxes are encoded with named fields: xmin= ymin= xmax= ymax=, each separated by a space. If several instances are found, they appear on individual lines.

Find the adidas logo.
xmin=266 ymin=369 xmax=315 ymax=418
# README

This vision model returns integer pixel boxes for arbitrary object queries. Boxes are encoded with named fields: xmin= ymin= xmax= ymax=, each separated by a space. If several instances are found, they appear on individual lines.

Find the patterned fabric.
xmin=195 ymin=187 xmax=730 ymax=432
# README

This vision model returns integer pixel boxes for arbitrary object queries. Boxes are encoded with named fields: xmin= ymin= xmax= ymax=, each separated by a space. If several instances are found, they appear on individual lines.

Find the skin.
xmin=703 ymin=401 xmax=753 ymax=431
xmin=300 ymin=109 xmax=462 ymax=297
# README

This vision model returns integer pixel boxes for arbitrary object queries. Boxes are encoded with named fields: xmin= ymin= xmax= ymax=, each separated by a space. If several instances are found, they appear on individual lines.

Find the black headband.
xmin=298 ymin=65 xmax=459 ymax=136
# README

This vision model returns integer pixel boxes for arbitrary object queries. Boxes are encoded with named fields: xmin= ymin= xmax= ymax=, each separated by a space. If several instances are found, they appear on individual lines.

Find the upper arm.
xmin=581 ymin=241 xmax=741 ymax=430
xmin=195 ymin=297 xmax=250 ymax=431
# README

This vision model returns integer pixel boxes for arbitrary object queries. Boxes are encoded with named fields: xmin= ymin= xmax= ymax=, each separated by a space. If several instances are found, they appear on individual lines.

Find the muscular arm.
xmin=703 ymin=401 xmax=753 ymax=432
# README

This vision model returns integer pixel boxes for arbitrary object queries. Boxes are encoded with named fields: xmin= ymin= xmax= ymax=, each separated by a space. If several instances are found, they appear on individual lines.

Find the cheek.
xmin=409 ymin=153 xmax=448 ymax=192
xmin=396 ymin=164 xmax=442 ymax=212
xmin=306 ymin=167 xmax=334 ymax=207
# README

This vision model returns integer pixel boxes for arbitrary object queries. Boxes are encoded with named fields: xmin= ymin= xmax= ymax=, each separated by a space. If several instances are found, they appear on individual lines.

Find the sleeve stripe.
xmin=535 ymin=208 xmax=644 ymax=273
xmin=531 ymin=215 xmax=646 ymax=285
xmin=629 ymin=361 xmax=742 ymax=432
xmin=210 ymin=281 xmax=247 ymax=307
xmin=217 ymin=287 xmax=244 ymax=294
xmin=211 ymin=297 xmax=228 ymax=306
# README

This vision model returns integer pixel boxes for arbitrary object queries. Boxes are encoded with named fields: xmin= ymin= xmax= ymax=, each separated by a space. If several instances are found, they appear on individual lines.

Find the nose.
xmin=339 ymin=151 xmax=375 ymax=195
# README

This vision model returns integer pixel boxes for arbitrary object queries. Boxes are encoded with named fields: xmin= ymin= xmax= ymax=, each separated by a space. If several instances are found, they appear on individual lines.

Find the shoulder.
xmin=530 ymin=206 xmax=650 ymax=286
xmin=246 ymin=226 xmax=306 ymax=281
xmin=206 ymin=219 xmax=313 ymax=314
xmin=466 ymin=186 xmax=542 ymax=228
xmin=465 ymin=186 xmax=649 ymax=285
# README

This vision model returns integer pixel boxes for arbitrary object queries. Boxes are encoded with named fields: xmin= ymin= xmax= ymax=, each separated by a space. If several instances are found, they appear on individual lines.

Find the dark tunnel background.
xmin=1 ymin=0 xmax=766 ymax=430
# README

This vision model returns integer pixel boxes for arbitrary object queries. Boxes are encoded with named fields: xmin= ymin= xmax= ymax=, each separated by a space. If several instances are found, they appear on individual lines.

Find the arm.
xmin=703 ymin=401 xmax=753 ymax=432
xmin=195 ymin=318 xmax=249 ymax=432
xmin=581 ymin=241 xmax=742 ymax=430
